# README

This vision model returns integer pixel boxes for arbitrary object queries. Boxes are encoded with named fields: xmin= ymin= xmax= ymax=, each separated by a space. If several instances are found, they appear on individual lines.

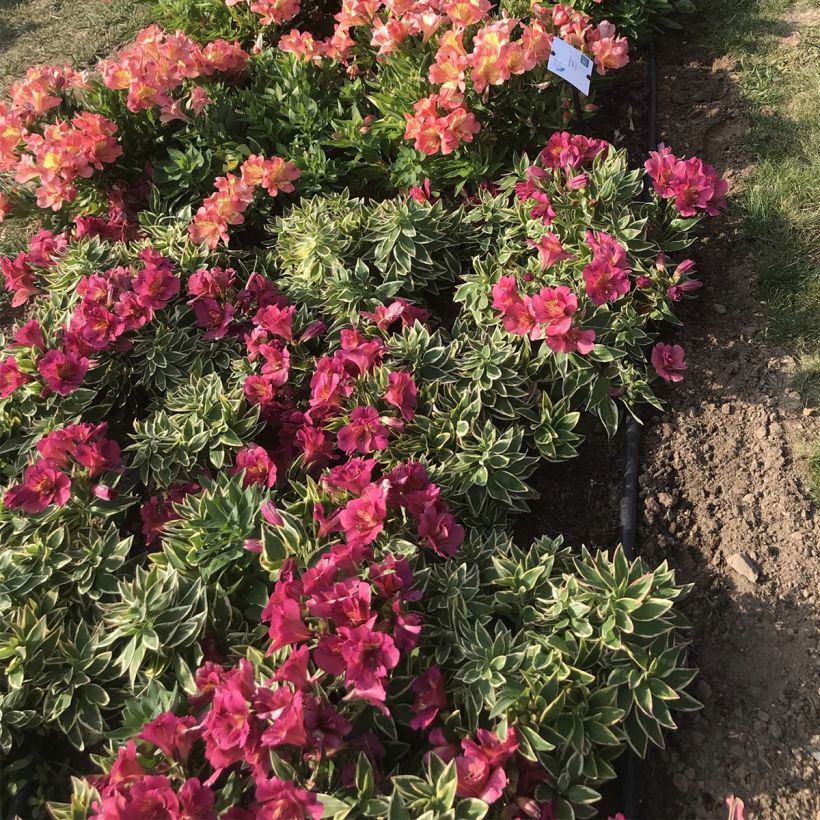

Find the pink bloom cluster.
xmin=238 ymin=294 xmax=426 ymax=477
xmin=1 ymin=228 xmax=66 ymax=307
xmin=3 ymin=423 xmax=121 ymax=513
xmin=645 ymin=144 xmax=728 ymax=217
xmin=99 ymin=26 xmax=247 ymax=120
xmin=543 ymin=4 xmax=629 ymax=75
xmin=539 ymin=131 xmax=609 ymax=172
xmin=492 ymin=275 xmax=594 ymax=354
xmin=259 ymin=461 xmax=462 ymax=697
xmin=430 ymin=725 xmax=519 ymax=804
xmin=0 ymin=66 xmax=92 ymax=209
xmin=91 ymin=736 xmax=323 ymax=820
xmin=4 ymin=64 xmax=88 ymax=126
xmin=189 ymin=154 xmax=300 ymax=248
xmin=582 ymin=229 xmax=631 ymax=305
xmin=29 ymin=248 xmax=180 ymax=398
xmin=90 ymin=742 xmax=217 ymax=820
xmin=227 ymin=0 xmax=302 ymax=26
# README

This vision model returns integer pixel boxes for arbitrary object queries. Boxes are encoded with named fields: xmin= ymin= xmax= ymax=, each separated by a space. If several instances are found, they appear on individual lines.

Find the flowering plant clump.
xmin=52 ymin=534 xmax=697 ymax=820
xmin=0 ymin=3 xmax=629 ymax=223
xmin=0 ymin=0 xmax=723 ymax=810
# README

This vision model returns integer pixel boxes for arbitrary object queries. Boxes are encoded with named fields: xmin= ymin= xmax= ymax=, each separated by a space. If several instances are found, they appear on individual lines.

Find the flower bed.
xmin=0 ymin=1 xmax=724 ymax=817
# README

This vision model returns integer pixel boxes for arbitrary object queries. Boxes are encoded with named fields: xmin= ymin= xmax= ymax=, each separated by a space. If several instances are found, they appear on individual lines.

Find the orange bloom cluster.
xmin=227 ymin=0 xmax=302 ymax=26
xmin=5 ymin=112 xmax=122 ymax=211
xmin=99 ymin=25 xmax=248 ymax=121
xmin=189 ymin=155 xmax=301 ymax=249
xmin=276 ymin=0 xmax=628 ymax=156
xmin=403 ymin=94 xmax=480 ymax=156
xmin=544 ymin=5 xmax=629 ymax=75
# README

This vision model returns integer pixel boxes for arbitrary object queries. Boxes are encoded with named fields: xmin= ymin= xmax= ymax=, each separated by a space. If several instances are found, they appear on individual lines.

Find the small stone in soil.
xmin=657 ymin=492 xmax=677 ymax=509
xmin=769 ymin=720 xmax=783 ymax=740
xmin=713 ymin=303 xmax=727 ymax=314
xmin=727 ymin=551 xmax=760 ymax=583
xmin=695 ymin=679 xmax=713 ymax=701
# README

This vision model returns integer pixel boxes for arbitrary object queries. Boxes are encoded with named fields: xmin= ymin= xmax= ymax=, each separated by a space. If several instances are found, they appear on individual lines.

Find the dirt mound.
xmin=635 ymin=25 xmax=820 ymax=820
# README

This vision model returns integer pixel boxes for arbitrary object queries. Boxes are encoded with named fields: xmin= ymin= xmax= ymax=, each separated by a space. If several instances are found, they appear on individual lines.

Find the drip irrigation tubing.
xmin=618 ymin=40 xmax=658 ymax=820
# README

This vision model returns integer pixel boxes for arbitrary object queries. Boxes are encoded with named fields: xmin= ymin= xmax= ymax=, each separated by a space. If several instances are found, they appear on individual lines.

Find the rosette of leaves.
xmin=271 ymin=194 xmax=473 ymax=320
xmin=418 ymin=534 xmax=697 ymax=819
xmin=100 ymin=564 xmax=207 ymax=687
xmin=153 ymin=472 xmax=273 ymax=621
xmin=127 ymin=371 xmax=262 ymax=487
xmin=0 ymin=503 xmax=137 ymax=751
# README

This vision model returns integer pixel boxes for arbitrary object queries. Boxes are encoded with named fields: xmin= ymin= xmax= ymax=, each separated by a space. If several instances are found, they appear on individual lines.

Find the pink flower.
xmin=455 ymin=744 xmax=508 ymax=803
xmin=256 ymin=686 xmax=308 ymax=749
xmin=417 ymin=496 xmax=464 ymax=557
xmin=254 ymin=778 xmax=323 ymax=820
xmin=530 ymin=286 xmax=577 ymax=336
xmin=338 ymin=622 xmax=400 ymax=710
xmin=92 ymin=774 xmax=180 ymax=820
xmin=337 ymin=406 xmax=390 ymax=454
xmin=336 ymin=328 xmax=384 ymax=377
xmin=528 ymin=232 xmax=574 ymax=269
xmin=201 ymin=679 xmax=254 ymax=772
xmin=340 ymin=483 xmax=388 ymax=547
xmin=192 ymin=298 xmax=235 ymax=340
xmin=454 ymin=728 xmax=518 ymax=804
xmin=12 ymin=319 xmax=45 ymax=351
xmin=0 ymin=356 xmax=29 ymax=398
xmin=392 ymin=604 xmax=422 ymax=652
xmin=384 ymin=370 xmax=417 ymax=420
xmin=259 ymin=342 xmax=290 ymax=387
xmin=410 ymin=666 xmax=448 ymax=730
xmin=179 ymin=779 xmax=216 ymax=819
xmin=645 ymin=146 xmax=728 ymax=216
xmin=37 ymin=348 xmax=89 ymax=395
xmin=261 ymin=500 xmax=284 ymax=526
xmin=232 ymin=445 xmax=277 ymax=488
xmin=651 ymin=342 xmax=686 ymax=382
xmin=307 ymin=577 xmax=372 ymax=628
xmin=545 ymin=326 xmax=596 ymax=355
xmin=0 ymin=193 xmax=12 ymax=222
xmin=189 ymin=86 xmax=212 ymax=115
xmin=37 ymin=423 xmax=121 ymax=476
xmin=107 ymin=741 xmax=145 ymax=788
xmin=271 ymin=645 xmax=312 ymax=690
xmin=254 ymin=303 xmax=295 ymax=341
xmin=1 ymin=253 xmax=39 ymax=306
xmin=360 ymin=298 xmax=430 ymax=331
xmin=138 ymin=712 xmax=200 ymax=764
xmin=131 ymin=251 xmax=180 ymax=309
xmin=4 ymin=460 xmax=71 ymax=513
xmin=582 ymin=230 xmax=631 ymax=305
xmin=321 ymin=457 xmax=376 ymax=496
xmin=262 ymin=596 xmax=311 ymax=653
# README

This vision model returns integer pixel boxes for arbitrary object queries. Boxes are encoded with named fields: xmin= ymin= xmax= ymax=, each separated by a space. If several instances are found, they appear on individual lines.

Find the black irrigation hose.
xmin=617 ymin=40 xmax=657 ymax=820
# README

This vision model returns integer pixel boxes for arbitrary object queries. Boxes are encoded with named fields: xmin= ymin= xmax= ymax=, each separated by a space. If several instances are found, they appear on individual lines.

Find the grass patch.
xmin=0 ymin=0 xmax=153 ymax=95
xmin=702 ymin=0 xmax=820 ymax=495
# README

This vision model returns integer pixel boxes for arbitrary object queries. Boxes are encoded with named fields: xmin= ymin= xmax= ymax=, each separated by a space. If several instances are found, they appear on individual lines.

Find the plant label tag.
xmin=547 ymin=37 xmax=593 ymax=96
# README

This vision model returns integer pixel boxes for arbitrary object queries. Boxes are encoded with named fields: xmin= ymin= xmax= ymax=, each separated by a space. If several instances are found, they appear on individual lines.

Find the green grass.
xmin=702 ymin=0 xmax=820 ymax=490
xmin=0 ymin=0 xmax=153 ymax=95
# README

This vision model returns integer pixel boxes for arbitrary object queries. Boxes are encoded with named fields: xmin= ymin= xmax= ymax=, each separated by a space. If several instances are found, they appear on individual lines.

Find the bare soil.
xmin=634 ymin=23 xmax=820 ymax=820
